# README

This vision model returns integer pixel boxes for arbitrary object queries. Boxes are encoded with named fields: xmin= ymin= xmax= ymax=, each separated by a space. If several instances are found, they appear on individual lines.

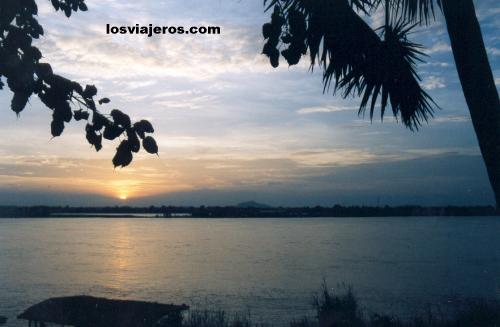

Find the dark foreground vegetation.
xmin=185 ymin=287 xmax=500 ymax=327
xmin=0 ymin=205 xmax=498 ymax=218
xmin=9 ymin=287 xmax=499 ymax=327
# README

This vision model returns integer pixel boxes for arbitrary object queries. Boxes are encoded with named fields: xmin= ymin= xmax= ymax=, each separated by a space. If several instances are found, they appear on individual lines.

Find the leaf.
xmin=82 ymin=84 xmax=97 ymax=98
xmin=73 ymin=109 xmax=90 ymax=121
xmin=38 ymin=89 xmax=58 ymax=109
xmin=288 ymin=9 xmax=307 ymax=40
xmin=51 ymin=0 xmax=59 ymax=10
xmin=85 ymin=124 xmax=103 ymax=151
xmin=142 ymin=136 xmax=158 ymax=154
xmin=92 ymin=112 xmax=109 ymax=130
xmin=98 ymin=97 xmax=110 ymax=105
xmin=262 ymin=23 xmax=273 ymax=39
xmin=113 ymin=140 xmax=133 ymax=168
xmin=5 ymin=27 xmax=32 ymax=50
xmin=103 ymin=124 xmax=124 ymax=140
xmin=29 ymin=19 xmax=44 ymax=39
xmin=64 ymin=6 xmax=72 ymax=17
xmin=45 ymin=74 xmax=74 ymax=95
xmin=24 ymin=46 xmax=42 ymax=61
xmin=133 ymin=120 xmax=154 ymax=139
xmin=281 ymin=47 xmax=302 ymax=66
xmin=53 ymin=101 xmax=72 ymax=122
xmin=51 ymin=119 xmax=65 ymax=137
xmin=271 ymin=5 xmax=285 ymax=27
xmin=127 ymin=129 xmax=140 ymax=153
xmin=110 ymin=109 xmax=131 ymax=128
xmin=33 ymin=80 xmax=43 ymax=94
xmin=35 ymin=63 xmax=53 ymax=79
xmin=262 ymin=41 xmax=280 ymax=68
xmin=11 ymin=92 xmax=30 ymax=115
xmin=78 ymin=2 xmax=88 ymax=11
xmin=281 ymin=33 xmax=292 ymax=44
xmin=72 ymin=82 xmax=83 ymax=94
xmin=270 ymin=53 xmax=279 ymax=68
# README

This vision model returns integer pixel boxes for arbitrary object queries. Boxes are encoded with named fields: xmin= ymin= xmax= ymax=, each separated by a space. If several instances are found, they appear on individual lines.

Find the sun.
xmin=119 ymin=194 xmax=128 ymax=201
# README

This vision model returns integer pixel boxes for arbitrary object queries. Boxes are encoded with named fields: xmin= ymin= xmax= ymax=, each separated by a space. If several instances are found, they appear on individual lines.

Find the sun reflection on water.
xmin=107 ymin=222 xmax=135 ymax=291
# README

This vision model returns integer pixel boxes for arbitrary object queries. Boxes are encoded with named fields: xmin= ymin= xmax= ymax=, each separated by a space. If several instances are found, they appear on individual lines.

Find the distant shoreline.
xmin=1 ymin=205 xmax=498 ymax=218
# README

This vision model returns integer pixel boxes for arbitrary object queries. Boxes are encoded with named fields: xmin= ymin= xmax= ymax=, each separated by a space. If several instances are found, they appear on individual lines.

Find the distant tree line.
xmin=0 ymin=205 xmax=497 ymax=218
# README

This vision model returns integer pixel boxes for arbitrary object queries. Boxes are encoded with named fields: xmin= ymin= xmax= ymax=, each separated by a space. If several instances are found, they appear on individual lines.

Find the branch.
xmin=0 ymin=0 xmax=158 ymax=167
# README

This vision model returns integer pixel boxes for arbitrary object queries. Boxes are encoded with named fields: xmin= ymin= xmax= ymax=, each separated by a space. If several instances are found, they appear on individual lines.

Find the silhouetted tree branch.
xmin=0 ymin=0 xmax=158 ymax=168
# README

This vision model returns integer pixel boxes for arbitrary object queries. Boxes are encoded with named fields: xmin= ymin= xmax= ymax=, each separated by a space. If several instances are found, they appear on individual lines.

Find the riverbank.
xmin=185 ymin=286 xmax=499 ymax=327
xmin=5 ymin=287 xmax=499 ymax=327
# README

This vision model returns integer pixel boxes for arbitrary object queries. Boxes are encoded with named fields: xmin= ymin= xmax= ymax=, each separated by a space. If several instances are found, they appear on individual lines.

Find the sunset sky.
xmin=0 ymin=0 xmax=499 ymax=206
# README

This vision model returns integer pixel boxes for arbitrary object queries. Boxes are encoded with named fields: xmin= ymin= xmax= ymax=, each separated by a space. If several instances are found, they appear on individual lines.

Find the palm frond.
xmin=326 ymin=14 xmax=436 ymax=130
xmin=372 ymin=21 xmax=435 ymax=128
xmin=262 ymin=0 xmax=438 ymax=130
xmin=264 ymin=0 xmax=379 ymax=15
xmin=370 ymin=0 xmax=442 ymax=24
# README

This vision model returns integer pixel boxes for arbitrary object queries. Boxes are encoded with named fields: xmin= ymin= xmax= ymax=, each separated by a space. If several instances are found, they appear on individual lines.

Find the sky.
xmin=0 ymin=0 xmax=499 ymax=207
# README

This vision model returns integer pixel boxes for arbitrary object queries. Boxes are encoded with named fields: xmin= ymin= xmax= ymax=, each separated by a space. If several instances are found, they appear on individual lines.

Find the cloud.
xmin=0 ymin=153 xmax=493 ymax=206
xmin=152 ymin=94 xmax=218 ymax=110
xmin=487 ymin=47 xmax=500 ymax=56
xmin=34 ymin=2 xmax=275 ymax=85
xmin=432 ymin=115 xmax=471 ymax=124
xmin=297 ymin=106 xmax=358 ymax=115
xmin=289 ymin=149 xmax=386 ymax=167
xmin=421 ymin=62 xmax=451 ymax=68
xmin=36 ymin=27 xmax=268 ymax=82
xmin=425 ymin=42 xmax=452 ymax=55
xmin=422 ymin=76 xmax=446 ymax=90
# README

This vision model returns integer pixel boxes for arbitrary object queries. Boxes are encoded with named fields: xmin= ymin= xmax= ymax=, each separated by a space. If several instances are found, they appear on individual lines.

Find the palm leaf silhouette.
xmin=263 ymin=0 xmax=437 ymax=130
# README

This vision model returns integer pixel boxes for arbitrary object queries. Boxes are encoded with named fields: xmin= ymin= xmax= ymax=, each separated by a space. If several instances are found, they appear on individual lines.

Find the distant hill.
xmin=236 ymin=201 xmax=272 ymax=208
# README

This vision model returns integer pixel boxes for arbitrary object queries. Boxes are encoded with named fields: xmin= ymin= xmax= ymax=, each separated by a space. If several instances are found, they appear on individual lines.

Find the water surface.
xmin=0 ymin=217 xmax=499 ymax=325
